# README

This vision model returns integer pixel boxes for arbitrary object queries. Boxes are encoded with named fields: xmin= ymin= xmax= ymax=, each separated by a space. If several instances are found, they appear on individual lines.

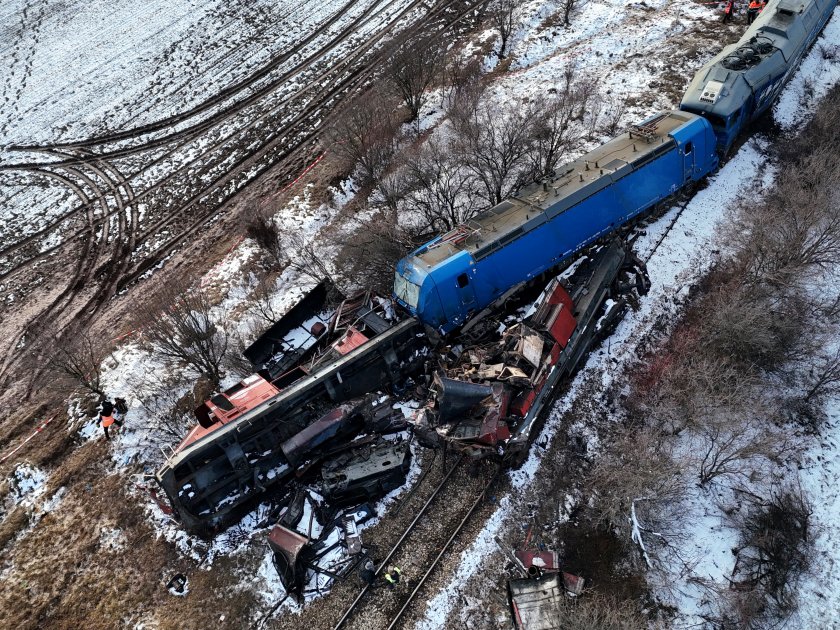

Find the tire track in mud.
xmin=10 ymin=0 xmax=365 ymax=152
xmin=0 ymin=0 xmax=485 ymax=385
xmin=0 ymin=0 xmax=49 ymax=140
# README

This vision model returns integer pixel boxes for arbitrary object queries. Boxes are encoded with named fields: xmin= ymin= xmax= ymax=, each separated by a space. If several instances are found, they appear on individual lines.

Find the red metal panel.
xmin=549 ymin=306 xmax=576 ymax=348
xmin=334 ymin=327 xmax=369 ymax=355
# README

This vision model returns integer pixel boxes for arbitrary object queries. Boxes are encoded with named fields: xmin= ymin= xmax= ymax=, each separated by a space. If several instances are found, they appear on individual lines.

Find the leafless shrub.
xmin=728 ymin=483 xmax=814 ymax=622
xmin=280 ymin=230 xmax=335 ymax=285
xmin=402 ymin=137 xmax=482 ymax=232
xmin=325 ymin=90 xmax=401 ymax=185
xmin=696 ymin=418 xmax=790 ymax=486
xmin=586 ymin=426 xmax=686 ymax=563
xmin=451 ymin=97 xmax=533 ymax=206
xmin=38 ymin=326 xmax=111 ymax=397
xmin=386 ymin=35 xmax=444 ymax=123
xmin=600 ymin=92 xmax=627 ymax=137
xmin=243 ymin=209 xmax=286 ymax=270
xmin=490 ymin=0 xmax=523 ymax=59
xmin=696 ymin=282 xmax=806 ymax=372
xmin=137 ymin=281 xmax=230 ymax=388
xmin=555 ymin=593 xmax=647 ymax=629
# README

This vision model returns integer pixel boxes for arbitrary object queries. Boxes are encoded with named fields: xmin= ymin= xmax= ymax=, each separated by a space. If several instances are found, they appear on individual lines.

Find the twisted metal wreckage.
xmin=152 ymin=238 xmax=647 ymax=606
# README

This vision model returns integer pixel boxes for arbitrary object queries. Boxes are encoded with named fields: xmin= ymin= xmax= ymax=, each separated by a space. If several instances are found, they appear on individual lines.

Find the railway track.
xmin=330 ymin=456 xmax=502 ymax=630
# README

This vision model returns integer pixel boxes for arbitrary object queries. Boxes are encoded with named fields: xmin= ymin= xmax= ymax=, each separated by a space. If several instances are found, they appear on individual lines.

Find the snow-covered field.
xmin=2 ymin=0 xmax=839 ymax=626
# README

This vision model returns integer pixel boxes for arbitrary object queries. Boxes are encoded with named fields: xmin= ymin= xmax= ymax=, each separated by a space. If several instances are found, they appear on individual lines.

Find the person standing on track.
xmin=384 ymin=566 xmax=402 ymax=589
xmin=360 ymin=558 xmax=376 ymax=586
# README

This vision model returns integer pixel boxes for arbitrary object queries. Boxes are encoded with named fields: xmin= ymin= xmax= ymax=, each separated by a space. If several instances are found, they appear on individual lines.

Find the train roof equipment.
xmin=395 ymin=110 xmax=716 ymax=335
xmin=680 ymin=0 xmax=837 ymax=153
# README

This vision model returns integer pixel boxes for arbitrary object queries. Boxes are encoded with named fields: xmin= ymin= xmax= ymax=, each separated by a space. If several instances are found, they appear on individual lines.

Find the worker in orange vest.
xmin=747 ymin=0 xmax=766 ymax=24
xmin=100 ymin=398 xmax=123 ymax=440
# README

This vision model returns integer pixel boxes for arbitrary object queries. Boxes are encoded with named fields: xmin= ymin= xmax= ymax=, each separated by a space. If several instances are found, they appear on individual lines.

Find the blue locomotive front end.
xmin=680 ymin=0 xmax=837 ymax=154
xmin=395 ymin=111 xmax=718 ymax=335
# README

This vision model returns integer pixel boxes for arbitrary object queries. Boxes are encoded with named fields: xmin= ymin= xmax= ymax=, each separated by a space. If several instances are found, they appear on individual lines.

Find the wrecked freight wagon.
xmin=416 ymin=239 xmax=648 ymax=465
xmin=155 ymin=289 xmax=427 ymax=534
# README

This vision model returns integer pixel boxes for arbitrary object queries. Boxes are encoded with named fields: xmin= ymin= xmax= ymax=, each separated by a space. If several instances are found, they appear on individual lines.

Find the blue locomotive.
xmin=394 ymin=111 xmax=719 ymax=334
xmin=681 ymin=0 xmax=837 ymax=154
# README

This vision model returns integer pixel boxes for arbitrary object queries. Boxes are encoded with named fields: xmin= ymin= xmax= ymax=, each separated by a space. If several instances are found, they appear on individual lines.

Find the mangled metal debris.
xmin=409 ymin=239 xmax=648 ymax=465
xmin=321 ymin=438 xmax=411 ymax=505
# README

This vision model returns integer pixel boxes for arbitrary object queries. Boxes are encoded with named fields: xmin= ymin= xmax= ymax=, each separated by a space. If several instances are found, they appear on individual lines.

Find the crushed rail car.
xmin=415 ymin=239 xmax=648 ymax=465
xmin=155 ymin=290 xmax=427 ymax=534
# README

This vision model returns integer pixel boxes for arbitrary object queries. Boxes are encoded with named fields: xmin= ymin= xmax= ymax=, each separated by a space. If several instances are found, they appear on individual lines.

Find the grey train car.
xmin=680 ymin=0 xmax=837 ymax=154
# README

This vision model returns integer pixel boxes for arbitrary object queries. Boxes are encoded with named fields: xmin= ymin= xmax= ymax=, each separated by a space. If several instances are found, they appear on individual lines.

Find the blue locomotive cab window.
xmin=394 ymin=272 xmax=420 ymax=309
xmin=457 ymin=273 xmax=470 ymax=288
xmin=685 ymin=141 xmax=693 ymax=154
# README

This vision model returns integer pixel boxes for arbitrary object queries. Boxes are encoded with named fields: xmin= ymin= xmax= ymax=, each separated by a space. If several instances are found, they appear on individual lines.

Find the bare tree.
xmin=386 ymin=36 xmax=444 ymax=124
xmin=325 ymin=90 xmax=401 ymax=185
xmin=39 ymin=326 xmax=111 ymax=397
xmin=561 ymin=0 xmax=586 ymax=26
xmin=403 ymin=137 xmax=481 ymax=232
xmin=452 ymin=98 xmax=533 ymax=206
xmin=525 ymin=82 xmax=587 ymax=179
xmin=138 ymin=282 xmax=230 ymax=388
xmin=246 ymin=273 xmax=284 ymax=326
xmin=491 ymin=0 xmax=523 ymax=59
xmin=441 ymin=54 xmax=484 ymax=111
xmin=332 ymin=212 xmax=417 ymax=294
xmin=281 ymin=230 xmax=334 ymax=285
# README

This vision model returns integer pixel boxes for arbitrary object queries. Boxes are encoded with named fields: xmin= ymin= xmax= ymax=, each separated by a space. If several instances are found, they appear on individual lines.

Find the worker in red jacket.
xmin=100 ymin=398 xmax=123 ymax=440
xmin=747 ymin=0 xmax=766 ymax=24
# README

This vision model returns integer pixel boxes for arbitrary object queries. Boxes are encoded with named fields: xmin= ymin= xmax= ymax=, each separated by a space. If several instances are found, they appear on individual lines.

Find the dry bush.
xmin=695 ymin=280 xmax=807 ymax=372
xmin=325 ymin=89 xmax=401 ymax=186
xmin=722 ymin=484 xmax=814 ymax=625
xmin=243 ymin=208 xmax=286 ymax=270
xmin=695 ymin=417 xmax=791 ymax=487
xmin=555 ymin=593 xmax=648 ymax=629
xmin=280 ymin=229 xmax=335 ymax=285
xmin=560 ymin=0 xmax=587 ymax=26
xmin=586 ymin=426 xmax=686 ymax=563
xmin=136 ymin=280 xmax=231 ymax=388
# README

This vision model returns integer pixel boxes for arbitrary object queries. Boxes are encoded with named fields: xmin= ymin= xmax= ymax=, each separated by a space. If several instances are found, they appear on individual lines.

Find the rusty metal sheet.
xmin=509 ymin=573 xmax=563 ymax=630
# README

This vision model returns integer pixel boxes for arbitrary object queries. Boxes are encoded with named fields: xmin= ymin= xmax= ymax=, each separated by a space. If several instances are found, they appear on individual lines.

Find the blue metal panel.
xmin=396 ymin=114 xmax=719 ymax=334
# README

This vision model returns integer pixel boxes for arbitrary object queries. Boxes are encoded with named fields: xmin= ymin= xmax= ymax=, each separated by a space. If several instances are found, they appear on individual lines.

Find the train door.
xmin=683 ymin=140 xmax=695 ymax=181
xmin=456 ymin=272 xmax=477 ymax=312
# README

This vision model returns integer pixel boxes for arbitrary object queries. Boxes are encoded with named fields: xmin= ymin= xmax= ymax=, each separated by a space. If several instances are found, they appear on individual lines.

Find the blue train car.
xmin=680 ymin=0 xmax=837 ymax=154
xmin=394 ymin=111 xmax=719 ymax=334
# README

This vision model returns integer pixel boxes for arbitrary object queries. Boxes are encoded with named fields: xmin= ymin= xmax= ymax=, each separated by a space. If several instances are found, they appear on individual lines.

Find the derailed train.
xmin=155 ymin=0 xmax=837 ymax=533
xmin=395 ymin=0 xmax=838 ymax=332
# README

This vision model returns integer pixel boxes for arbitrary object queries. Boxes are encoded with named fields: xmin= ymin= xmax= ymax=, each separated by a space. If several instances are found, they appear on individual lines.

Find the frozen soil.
xmin=0 ymin=1 xmax=838 ymax=629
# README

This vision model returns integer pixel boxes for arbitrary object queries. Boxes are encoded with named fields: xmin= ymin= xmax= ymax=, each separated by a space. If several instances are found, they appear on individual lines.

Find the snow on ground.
xmin=416 ymin=4 xmax=840 ymax=628
xmin=6 ymin=0 xmax=837 ymax=624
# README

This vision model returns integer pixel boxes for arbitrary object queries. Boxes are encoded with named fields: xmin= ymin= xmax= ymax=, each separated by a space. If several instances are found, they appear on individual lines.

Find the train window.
xmin=457 ymin=273 xmax=470 ymax=288
xmin=685 ymin=142 xmax=693 ymax=154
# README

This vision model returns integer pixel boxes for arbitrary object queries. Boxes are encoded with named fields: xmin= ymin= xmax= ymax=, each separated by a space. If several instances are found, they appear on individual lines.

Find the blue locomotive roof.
xmin=405 ymin=111 xmax=693 ymax=271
